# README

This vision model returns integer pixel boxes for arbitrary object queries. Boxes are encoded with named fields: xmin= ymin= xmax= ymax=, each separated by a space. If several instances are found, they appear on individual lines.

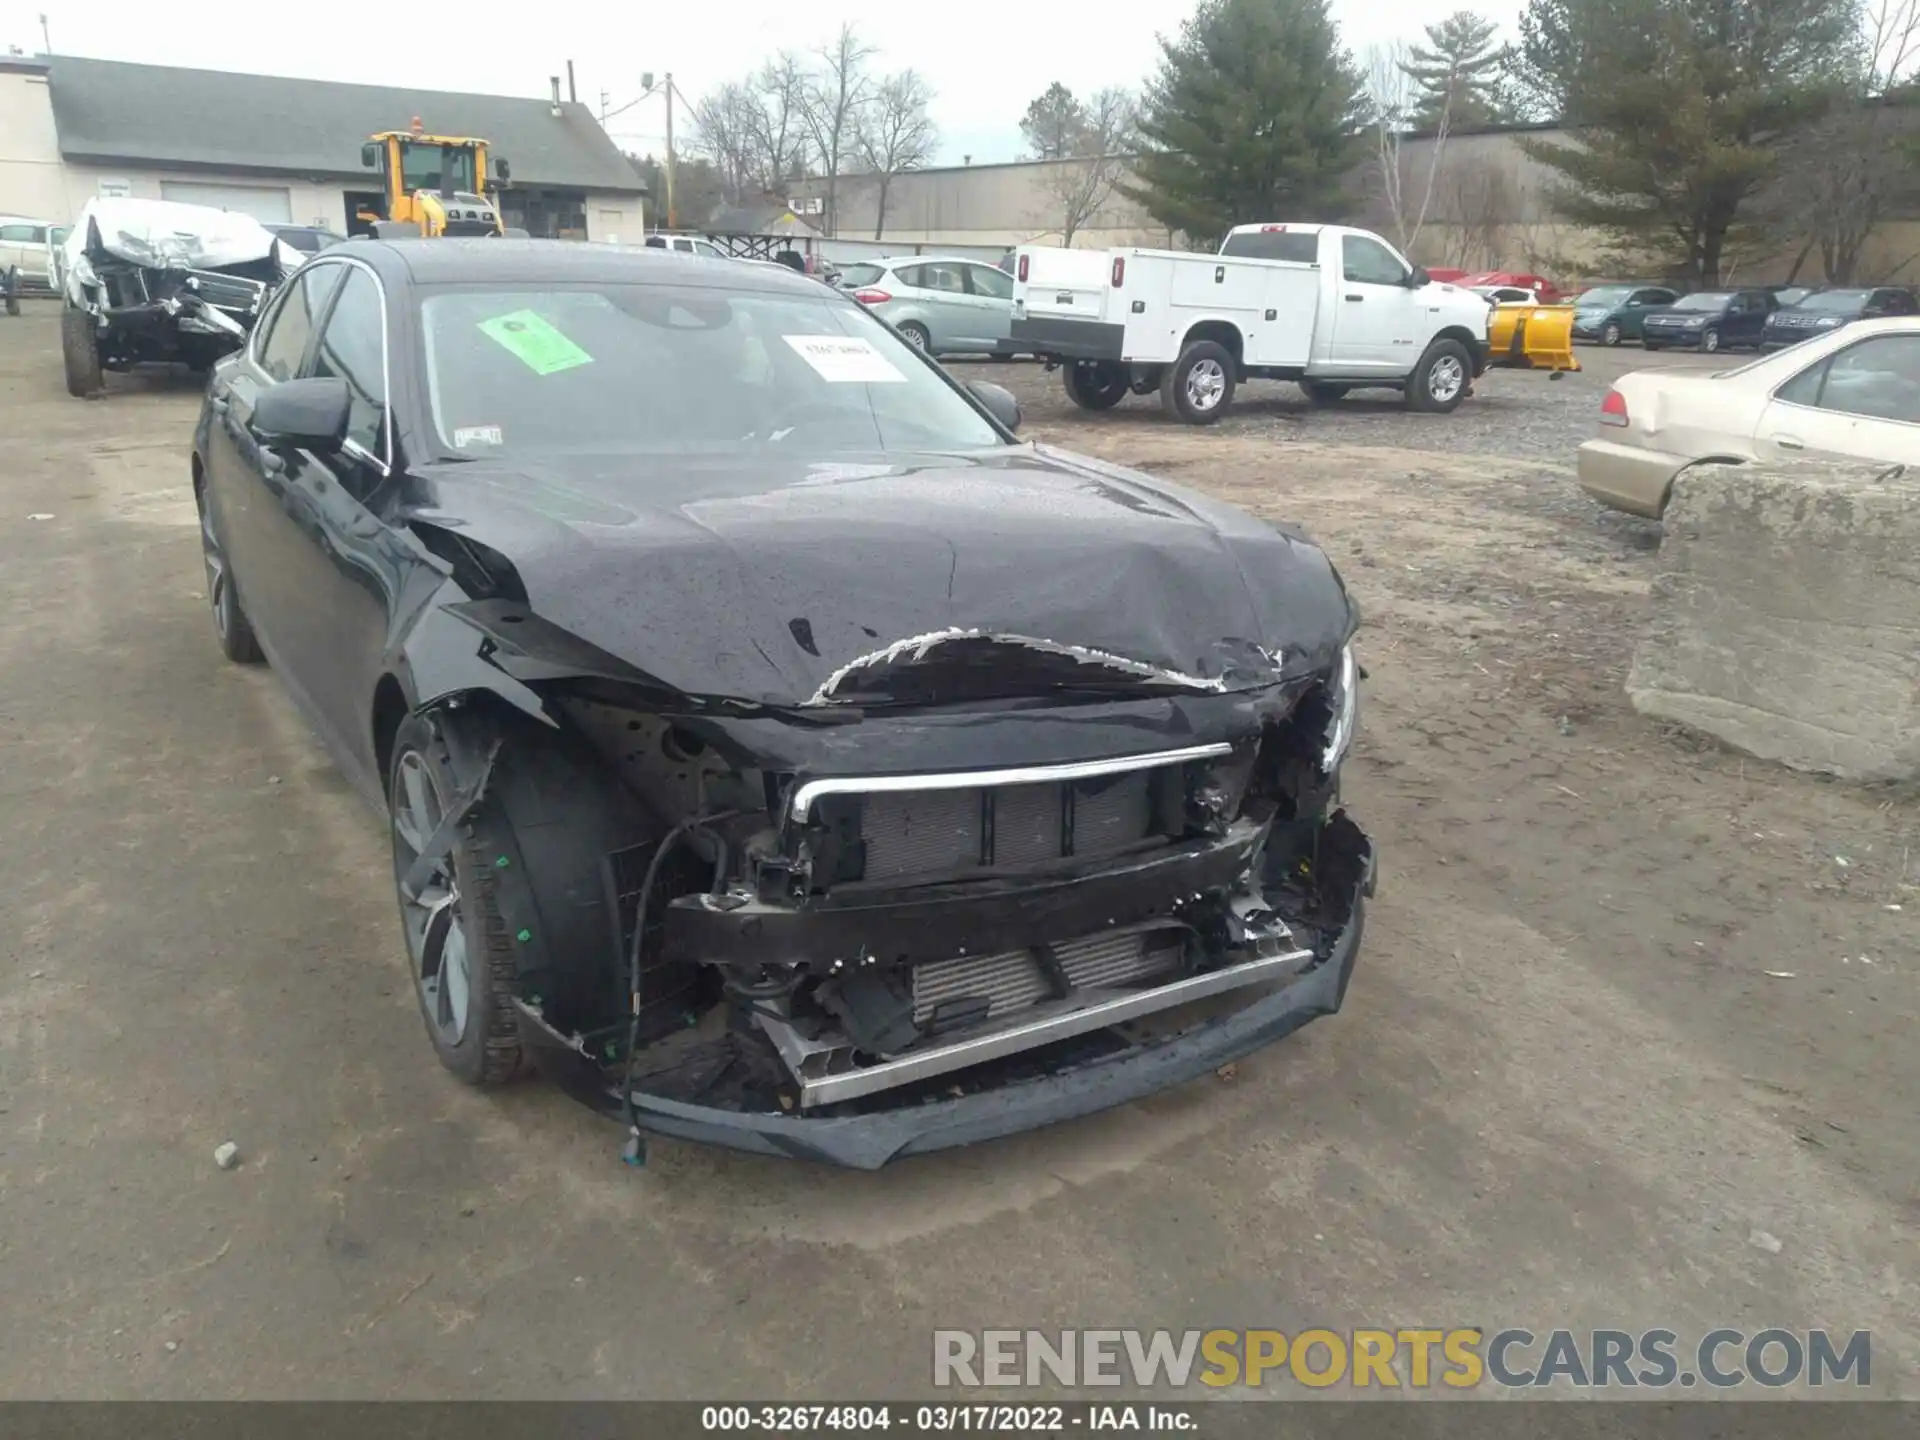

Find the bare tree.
xmin=800 ymin=23 xmax=878 ymax=237
xmin=856 ymin=70 xmax=939 ymax=239
xmin=1430 ymin=151 xmax=1517 ymax=269
xmin=1765 ymin=0 xmax=1920 ymax=282
xmin=1365 ymin=42 xmax=1452 ymax=260
xmin=748 ymin=53 xmax=813 ymax=196
xmin=690 ymin=81 xmax=758 ymax=202
xmin=1035 ymin=87 xmax=1137 ymax=245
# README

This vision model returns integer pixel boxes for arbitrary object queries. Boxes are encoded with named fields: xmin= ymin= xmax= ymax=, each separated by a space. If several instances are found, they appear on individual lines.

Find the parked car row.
xmin=1570 ymin=282 xmax=1917 ymax=352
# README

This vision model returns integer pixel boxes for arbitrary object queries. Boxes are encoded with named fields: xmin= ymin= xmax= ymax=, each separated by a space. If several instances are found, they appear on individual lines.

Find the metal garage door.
xmin=159 ymin=182 xmax=292 ymax=224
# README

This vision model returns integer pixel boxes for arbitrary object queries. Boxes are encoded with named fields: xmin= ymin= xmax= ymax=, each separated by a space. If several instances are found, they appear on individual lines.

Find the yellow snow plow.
xmin=1487 ymin=301 xmax=1579 ymax=373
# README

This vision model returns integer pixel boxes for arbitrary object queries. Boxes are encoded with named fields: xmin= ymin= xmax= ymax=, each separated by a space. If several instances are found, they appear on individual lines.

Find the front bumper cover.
xmin=619 ymin=825 xmax=1376 ymax=1169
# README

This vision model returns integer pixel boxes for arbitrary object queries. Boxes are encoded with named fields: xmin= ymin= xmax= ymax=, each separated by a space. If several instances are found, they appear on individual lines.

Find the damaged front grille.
xmin=855 ymin=769 xmax=1164 ymax=884
xmin=910 ymin=929 xmax=1184 ymax=1025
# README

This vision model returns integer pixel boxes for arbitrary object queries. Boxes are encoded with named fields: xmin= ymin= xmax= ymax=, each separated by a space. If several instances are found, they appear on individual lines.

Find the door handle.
xmin=1773 ymin=435 xmax=1805 ymax=451
xmin=1345 ymin=294 xmax=1364 ymax=302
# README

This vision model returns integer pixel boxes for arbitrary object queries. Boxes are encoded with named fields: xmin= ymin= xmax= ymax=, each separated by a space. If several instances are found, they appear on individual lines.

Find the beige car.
xmin=1577 ymin=317 xmax=1920 ymax=517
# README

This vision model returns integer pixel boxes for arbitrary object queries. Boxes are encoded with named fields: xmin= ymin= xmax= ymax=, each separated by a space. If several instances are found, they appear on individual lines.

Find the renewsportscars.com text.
xmin=931 ymin=1328 xmax=1872 ymax=1391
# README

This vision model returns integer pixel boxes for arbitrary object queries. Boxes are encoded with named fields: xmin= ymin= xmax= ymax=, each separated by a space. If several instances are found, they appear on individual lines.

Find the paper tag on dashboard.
xmin=783 ymin=334 xmax=907 ymax=383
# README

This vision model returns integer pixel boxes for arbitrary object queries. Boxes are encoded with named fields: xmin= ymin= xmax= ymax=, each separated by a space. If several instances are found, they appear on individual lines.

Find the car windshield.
xmin=418 ymin=283 xmax=1005 ymax=458
xmin=1796 ymin=289 xmax=1872 ymax=312
xmin=1774 ymin=287 xmax=1813 ymax=306
xmin=1574 ymin=287 xmax=1630 ymax=307
xmin=1671 ymin=292 xmax=1728 ymax=311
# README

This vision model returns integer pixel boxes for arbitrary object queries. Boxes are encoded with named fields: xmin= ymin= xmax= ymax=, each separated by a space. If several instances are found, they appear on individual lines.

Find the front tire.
xmin=388 ymin=713 xmax=522 ymax=1087
xmin=1700 ymin=327 xmax=1721 ymax=353
xmin=1160 ymin=340 xmax=1235 ymax=424
xmin=897 ymin=321 xmax=931 ymax=353
xmin=1063 ymin=360 xmax=1129 ymax=411
xmin=61 ymin=306 xmax=103 ymax=398
xmin=1300 ymin=380 xmax=1349 ymax=406
xmin=1404 ymin=338 xmax=1472 ymax=414
xmin=1601 ymin=322 xmax=1622 ymax=347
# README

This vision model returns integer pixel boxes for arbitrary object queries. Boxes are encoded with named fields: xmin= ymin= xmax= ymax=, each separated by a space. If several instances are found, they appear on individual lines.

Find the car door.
xmin=1740 ymin=290 xmax=1777 ymax=346
xmin=1330 ymin=233 xmax=1423 ymax=372
xmin=0 ymin=222 xmax=35 ymax=279
xmin=1623 ymin=289 xmax=1674 ymax=338
xmin=285 ymin=263 xmax=424 ymax=773
xmin=1752 ymin=331 xmax=1920 ymax=464
xmin=902 ymin=260 xmax=975 ymax=351
xmin=203 ymin=261 xmax=346 ymax=670
xmin=964 ymin=263 xmax=1015 ymax=353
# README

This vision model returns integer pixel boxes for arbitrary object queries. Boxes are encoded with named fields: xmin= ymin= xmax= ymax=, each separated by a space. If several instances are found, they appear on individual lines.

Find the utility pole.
xmin=39 ymin=12 xmax=52 ymax=55
xmin=664 ymin=72 xmax=675 ymax=229
xmin=566 ymin=60 xmax=576 ymax=105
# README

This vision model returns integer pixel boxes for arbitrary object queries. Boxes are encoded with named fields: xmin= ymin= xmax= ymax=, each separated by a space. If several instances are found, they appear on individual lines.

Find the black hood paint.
xmin=402 ymin=444 xmax=1355 ymax=707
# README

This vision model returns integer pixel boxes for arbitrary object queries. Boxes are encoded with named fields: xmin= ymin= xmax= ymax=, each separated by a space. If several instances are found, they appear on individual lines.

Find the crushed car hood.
xmin=65 ymin=198 xmax=302 ymax=274
xmin=407 ymin=446 xmax=1356 ymax=707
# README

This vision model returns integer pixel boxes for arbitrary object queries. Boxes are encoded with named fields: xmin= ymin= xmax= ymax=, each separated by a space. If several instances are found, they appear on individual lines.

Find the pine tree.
xmin=1126 ymin=0 xmax=1366 ymax=245
xmin=1515 ymin=0 xmax=1858 ymax=284
xmin=1399 ymin=11 xmax=1511 ymax=128
xmin=1021 ymin=83 xmax=1089 ymax=161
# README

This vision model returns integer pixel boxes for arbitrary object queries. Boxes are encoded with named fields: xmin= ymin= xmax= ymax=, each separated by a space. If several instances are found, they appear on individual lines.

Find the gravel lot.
xmin=3 ymin=310 xmax=1915 ymax=1402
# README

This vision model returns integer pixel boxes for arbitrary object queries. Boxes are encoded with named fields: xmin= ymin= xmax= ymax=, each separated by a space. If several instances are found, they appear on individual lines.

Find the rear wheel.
xmin=897 ymin=321 xmax=930 ymax=353
xmin=3 ymin=267 xmax=18 ymax=317
xmin=1300 ymin=380 xmax=1349 ymax=406
xmin=195 ymin=482 xmax=263 ymax=665
xmin=1161 ymin=340 xmax=1236 ymax=424
xmin=1063 ymin=360 xmax=1128 ymax=411
xmin=1404 ymin=338 xmax=1472 ymax=414
xmin=388 ymin=713 xmax=522 ymax=1087
xmin=61 ymin=307 xmax=102 ymax=398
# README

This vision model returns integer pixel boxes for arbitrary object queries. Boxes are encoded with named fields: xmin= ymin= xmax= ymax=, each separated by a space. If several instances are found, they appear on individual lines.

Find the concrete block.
xmin=1627 ymin=459 xmax=1920 ymax=781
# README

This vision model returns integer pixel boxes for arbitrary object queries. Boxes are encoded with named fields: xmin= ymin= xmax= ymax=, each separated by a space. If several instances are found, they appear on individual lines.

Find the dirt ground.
xmin=1 ymin=308 xmax=1915 ymax=1402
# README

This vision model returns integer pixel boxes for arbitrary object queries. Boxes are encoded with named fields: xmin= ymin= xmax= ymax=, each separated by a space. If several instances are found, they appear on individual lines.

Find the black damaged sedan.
xmin=193 ymin=239 xmax=1373 ymax=1169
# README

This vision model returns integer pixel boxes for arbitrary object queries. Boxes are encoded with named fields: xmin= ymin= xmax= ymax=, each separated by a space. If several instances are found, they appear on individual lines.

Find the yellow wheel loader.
xmin=357 ymin=120 xmax=518 ymax=239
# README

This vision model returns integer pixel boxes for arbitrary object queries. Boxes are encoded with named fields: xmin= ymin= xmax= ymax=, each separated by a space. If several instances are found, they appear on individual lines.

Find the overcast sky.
xmin=1 ymin=0 xmax=1524 ymax=168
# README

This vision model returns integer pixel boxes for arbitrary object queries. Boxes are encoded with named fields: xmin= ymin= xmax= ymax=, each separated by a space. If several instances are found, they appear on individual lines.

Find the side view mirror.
xmin=360 ymin=142 xmax=380 ymax=168
xmin=493 ymin=157 xmax=511 ymax=183
xmin=967 ymin=380 xmax=1021 ymax=432
xmin=1407 ymin=266 xmax=1430 ymax=288
xmin=251 ymin=376 xmax=351 ymax=454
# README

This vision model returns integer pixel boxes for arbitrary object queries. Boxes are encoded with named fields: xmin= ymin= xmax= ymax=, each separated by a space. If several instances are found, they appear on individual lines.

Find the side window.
xmin=1808 ymin=335 xmax=1920 ymax=423
xmin=918 ymin=262 xmax=967 ymax=293
xmin=893 ymin=264 xmax=927 ymax=289
xmin=0 ymin=223 xmax=33 ymax=242
xmin=1342 ymin=235 xmax=1407 ymax=286
xmin=1775 ymin=359 xmax=1827 ymax=408
xmin=967 ymin=264 xmax=1013 ymax=300
xmin=692 ymin=239 xmax=725 ymax=258
xmin=310 ymin=268 xmax=387 ymax=457
xmin=256 ymin=266 xmax=344 ymax=382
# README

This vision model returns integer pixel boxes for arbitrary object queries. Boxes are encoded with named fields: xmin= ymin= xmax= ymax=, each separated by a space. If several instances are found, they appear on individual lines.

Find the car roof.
xmin=334 ymin=237 xmax=830 ymax=296
xmin=875 ymin=255 xmax=980 ymax=268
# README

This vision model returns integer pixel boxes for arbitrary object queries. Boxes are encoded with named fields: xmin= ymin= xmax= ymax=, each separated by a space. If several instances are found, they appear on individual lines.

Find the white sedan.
xmin=1578 ymin=316 xmax=1920 ymax=517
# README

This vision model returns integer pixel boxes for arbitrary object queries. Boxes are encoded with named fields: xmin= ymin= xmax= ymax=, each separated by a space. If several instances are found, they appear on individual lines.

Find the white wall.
xmin=585 ymin=193 xmax=645 ymax=243
xmin=0 ymin=70 xmax=72 ymax=220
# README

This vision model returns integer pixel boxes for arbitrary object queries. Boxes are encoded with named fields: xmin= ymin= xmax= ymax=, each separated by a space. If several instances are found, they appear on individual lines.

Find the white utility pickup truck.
xmin=1010 ymin=223 xmax=1492 ymax=423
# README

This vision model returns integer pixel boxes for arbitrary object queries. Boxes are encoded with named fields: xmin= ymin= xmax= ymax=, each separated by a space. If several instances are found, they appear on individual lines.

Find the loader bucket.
xmin=1488 ymin=302 xmax=1580 ymax=373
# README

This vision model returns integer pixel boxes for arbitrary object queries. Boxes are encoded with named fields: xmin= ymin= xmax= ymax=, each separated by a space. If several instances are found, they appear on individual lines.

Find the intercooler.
xmin=859 ymin=770 xmax=1158 ymax=883
xmin=909 ymin=929 xmax=1184 ymax=1026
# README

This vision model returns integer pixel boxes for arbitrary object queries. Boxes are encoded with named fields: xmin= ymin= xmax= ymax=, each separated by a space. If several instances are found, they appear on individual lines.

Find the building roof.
xmin=708 ymin=204 xmax=821 ymax=239
xmin=44 ymin=55 xmax=645 ymax=194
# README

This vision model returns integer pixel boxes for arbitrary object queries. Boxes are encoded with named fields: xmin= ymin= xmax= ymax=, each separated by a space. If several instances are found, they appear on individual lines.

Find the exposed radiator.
xmin=862 ymin=770 xmax=1157 ymax=884
xmin=911 ymin=929 xmax=1184 ymax=1026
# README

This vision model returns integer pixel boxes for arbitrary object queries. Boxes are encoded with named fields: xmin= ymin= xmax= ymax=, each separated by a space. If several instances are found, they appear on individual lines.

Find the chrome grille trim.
xmin=787 ymin=742 xmax=1234 ymax=823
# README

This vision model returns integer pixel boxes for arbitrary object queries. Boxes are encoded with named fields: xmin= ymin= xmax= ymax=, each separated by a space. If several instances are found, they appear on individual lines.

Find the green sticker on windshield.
xmin=477 ymin=309 xmax=594 ymax=375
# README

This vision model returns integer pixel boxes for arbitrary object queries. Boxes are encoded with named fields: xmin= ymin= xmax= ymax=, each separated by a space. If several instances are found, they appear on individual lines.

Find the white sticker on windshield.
xmin=783 ymin=334 xmax=907 ymax=384
xmin=453 ymin=425 xmax=504 ymax=448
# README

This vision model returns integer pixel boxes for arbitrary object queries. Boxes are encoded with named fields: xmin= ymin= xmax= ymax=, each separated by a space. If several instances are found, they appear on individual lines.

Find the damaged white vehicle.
xmin=59 ymin=198 xmax=305 ymax=398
